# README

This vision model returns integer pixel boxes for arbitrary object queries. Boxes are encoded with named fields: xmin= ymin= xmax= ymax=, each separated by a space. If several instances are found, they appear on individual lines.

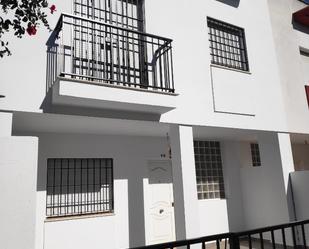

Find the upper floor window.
xmin=194 ymin=141 xmax=225 ymax=200
xmin=73 ymin=0 xmax=144 ymax=31
xmin=207 ymin=17 xmax=249 ymax=71
xmin=46 ymin=158 xmax=114 ymax=218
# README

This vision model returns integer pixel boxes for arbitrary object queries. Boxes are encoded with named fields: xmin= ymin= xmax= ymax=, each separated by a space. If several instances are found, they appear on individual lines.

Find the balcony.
xmin=46 ymin=13 xmax=177 ymax=115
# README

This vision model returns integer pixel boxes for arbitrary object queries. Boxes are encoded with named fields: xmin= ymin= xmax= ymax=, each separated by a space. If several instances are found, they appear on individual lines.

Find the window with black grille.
xmin=251 ymin=143 xmax=262 ymax=167
xmin=73 ymin=0 xmax=144 ymax=31
xmin=194 ymin=141 xmax=225 ymax=200
xmin=207 ymin=17 xmax=249 ymax=71
xmin=46 ymin=158 xmax=113 ymax=218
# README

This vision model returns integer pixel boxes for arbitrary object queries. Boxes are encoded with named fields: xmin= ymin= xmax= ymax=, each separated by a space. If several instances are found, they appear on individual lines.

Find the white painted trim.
xmin=210 ymin=64 xmax=252 ymax=75
xmin=44 ymin=213 xmax=115 ymax=223
xmin=57 ymin=77 xmax=179 ymax=96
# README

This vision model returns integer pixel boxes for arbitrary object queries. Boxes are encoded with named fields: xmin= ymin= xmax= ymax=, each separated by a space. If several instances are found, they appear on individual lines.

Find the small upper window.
xmin=207 ymin=17 xmax=249 ymax=71
xmin=250 ymin=143 xmax=261 ymax=167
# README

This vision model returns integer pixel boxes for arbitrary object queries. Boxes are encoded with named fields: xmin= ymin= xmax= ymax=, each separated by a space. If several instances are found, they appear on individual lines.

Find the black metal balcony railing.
xmin=47 ymin=13 xmax=175 ymax=93
xmin=130 ymin=219 xmax=309 ymax=249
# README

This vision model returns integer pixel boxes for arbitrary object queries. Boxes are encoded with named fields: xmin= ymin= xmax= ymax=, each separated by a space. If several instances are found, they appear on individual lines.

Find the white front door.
xmin=145 ymin=160 xmax=176 ymax=245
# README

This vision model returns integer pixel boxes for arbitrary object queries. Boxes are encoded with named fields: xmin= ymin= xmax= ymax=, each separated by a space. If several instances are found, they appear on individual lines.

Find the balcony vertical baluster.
xmin=151 ymin=37 xmax=156 ymax=89
xmin=80 ymin=18 xmax=84 ymax=77
xmin=163 ymin=48 xmax=168 ymax=90
xmin=121 ymin=24 xmax=126 ymax=85
xmin=86 ymin=16 xmax=90 ymax=78
xmin=132 ymin=32 xmax=137 ymax=85
xmin=61 ymin=22 xmax=65 ymax=76
xmin=166 ymin=47 xmax=171 ymax=90
xmin=158 ymin=39 xmax=163 ymax=90
xmin=108 ymin=0 xmax=114 ymax=83
xmin=103 ymin=25 xmax=107 ymax=81
xmin=71 ymin=14 xmax=74 ymax=77
xmin=116 ymin=27 xmax=121 ymax=84
xmin=170 ymin=45 xmax=175 ymax=89
xmin=126 ymin=30 xmax=130 ymax=86
xmin=109 ymin=0 xmax=113 ymax=24
xmin=95 ymin=26 xmax=98 ymax=78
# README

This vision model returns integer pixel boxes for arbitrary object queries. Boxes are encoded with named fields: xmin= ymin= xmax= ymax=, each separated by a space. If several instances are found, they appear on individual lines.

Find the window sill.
xmin=210 ymin=64 xmax=252 ymax=75
xmin=45 ymin=212 xmax=115 ymax=223
xmin=198 ymin=198 xmax=226 ymax=202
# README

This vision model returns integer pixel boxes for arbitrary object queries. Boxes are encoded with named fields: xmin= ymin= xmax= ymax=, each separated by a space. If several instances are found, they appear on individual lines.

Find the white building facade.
xmin=1 ymin=0 xmax=309 ymax=248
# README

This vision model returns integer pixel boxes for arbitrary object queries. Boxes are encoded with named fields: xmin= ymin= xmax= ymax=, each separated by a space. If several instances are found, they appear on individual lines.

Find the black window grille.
xmin=194 ymin=141 xmax=225 ymax=200
xmin=207 ymin=17 xmax=249 ymax=71
xmin=250 ymin=143 xmax=262 ymax=167
xmin=46 ymin=158 xmax=114 ymax=218
xmin=73 ymin=0 xmax=144 ymax=31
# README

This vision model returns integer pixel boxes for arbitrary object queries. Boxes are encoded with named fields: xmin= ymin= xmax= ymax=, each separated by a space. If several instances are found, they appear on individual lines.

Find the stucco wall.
xmin=197 ymin=140 xmax=247 ymax=236
xmin=144 ymin=0 xmax=287 ymax=132
xmin=290 ymin=171 xmax=309 ymax=221
xmin=196 ymin=134 xmax=291 ymax=235
xmin=300 ymin=51 xmax=309 ymax=84
xmin=0 ymin=0 xmax=291 ymax=133
xmin=0 ymin=137 xmax=38 ymax=249
xmin=34 ymin=133 xmax=169 ymax=249
xmin=0 ymin=129 xmax=294 ymax=248
xmin=239 ymin=134 xmax=290 ymax=230
xmin=267 ymin=0 xmax=309 ymax=134
xmin=290 ymin=171 xmax=309 ymax=241
xmin=0 ymin=112 xmax=13 ymax=136
xmin=292 ymin=143 xmax=309 ymax=171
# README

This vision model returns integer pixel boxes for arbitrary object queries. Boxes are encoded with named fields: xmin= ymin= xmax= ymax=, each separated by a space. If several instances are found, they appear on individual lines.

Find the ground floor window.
xmin=194 ymin=141 xmax=225 ymax=200
xmin=46 ymin=158 xmax=113 ymax=218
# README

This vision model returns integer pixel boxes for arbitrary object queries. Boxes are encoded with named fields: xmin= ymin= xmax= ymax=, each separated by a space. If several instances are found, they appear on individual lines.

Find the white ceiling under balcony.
xmin=12 ymin=111 xmax=276 ymax=143
xmin=12 ymin=111 xmax=170 ymax=137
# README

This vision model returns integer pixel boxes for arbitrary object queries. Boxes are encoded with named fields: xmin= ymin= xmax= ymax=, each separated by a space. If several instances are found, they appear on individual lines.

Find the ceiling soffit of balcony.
xmin=50 ymin=78 xmax=177 ymax=116
xmin=293 ymin=6 xmax=309 ymax=27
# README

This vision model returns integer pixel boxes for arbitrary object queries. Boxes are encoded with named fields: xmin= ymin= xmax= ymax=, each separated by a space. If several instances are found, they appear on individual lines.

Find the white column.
xmin=0 ymin=112 xmax=13 ymax=137
xmin=277 ymin=132 xmax=296 ymax=223
xmin=169 ymin=125 xmax=200 ymax=240
xmin=277 ymin=133 xmax=295 ymax=192
xmin=0 ymin=136 xmax=38 ymax=249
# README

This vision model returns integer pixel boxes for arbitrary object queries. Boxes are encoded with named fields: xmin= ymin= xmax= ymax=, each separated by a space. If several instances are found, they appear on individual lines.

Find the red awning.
xmin=293 ymin=6 xmax=309 ymax=27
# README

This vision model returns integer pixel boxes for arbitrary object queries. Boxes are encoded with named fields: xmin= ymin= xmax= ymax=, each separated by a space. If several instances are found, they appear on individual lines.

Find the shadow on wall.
xmin=287 ymin=175 xmax=297 ymax=223
xmin=216 ymin=0 xmax=240 ymax=8
xmin=42 ymin=30 xmax=162 ymax=122
xmin=289 ymin=171 xmax=309 ymax=221
xmin=45 ymin=30 xmax=59 ymax=93
xmin=40 ymin=100 xmax=162 ymax=121
xmin=33 ymin=134 xmax=166 ymax=248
